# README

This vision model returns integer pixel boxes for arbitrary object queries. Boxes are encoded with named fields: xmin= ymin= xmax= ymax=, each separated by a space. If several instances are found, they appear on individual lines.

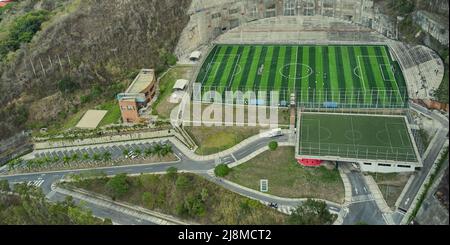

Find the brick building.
xmin=117 ymin=69 xmax=157 ymax=124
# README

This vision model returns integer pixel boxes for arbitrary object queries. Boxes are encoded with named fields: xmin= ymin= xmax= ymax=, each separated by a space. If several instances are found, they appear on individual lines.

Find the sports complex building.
xmin=175 ymin=0 xmax=445 ymax=173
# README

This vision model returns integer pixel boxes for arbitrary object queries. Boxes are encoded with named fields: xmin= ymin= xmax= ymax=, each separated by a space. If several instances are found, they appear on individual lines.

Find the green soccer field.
xmin=297 ymin=113 xmax=418 ymax=163
xmin=195 ymin=44 xmax=408 ymax=108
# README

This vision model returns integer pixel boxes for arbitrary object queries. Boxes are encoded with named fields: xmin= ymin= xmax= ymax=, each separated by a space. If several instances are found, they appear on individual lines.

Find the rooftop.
xmin=297 ymin=113 xmax=421 ymax=165
xmin=173 ymin=79 xmax=189 ymax=90
xmin=126 ymin=69 xmax=156 ymax=94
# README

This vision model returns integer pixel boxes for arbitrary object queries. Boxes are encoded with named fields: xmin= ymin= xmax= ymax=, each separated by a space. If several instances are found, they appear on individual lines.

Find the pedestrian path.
xmin=260 ymin=201 xmax=294 ymax=215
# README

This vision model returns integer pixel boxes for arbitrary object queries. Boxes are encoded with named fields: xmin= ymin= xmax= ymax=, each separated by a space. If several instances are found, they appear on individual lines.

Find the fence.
xmin=195 ymin=86 xmax=409 ymax=109
xmin=298 ymin=142 xmax=418 ymax=163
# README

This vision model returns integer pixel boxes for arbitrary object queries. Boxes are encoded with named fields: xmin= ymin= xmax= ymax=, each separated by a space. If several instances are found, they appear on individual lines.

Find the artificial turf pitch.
xmin=298 ymin=113 xmax=418 ymax=163
xmin=196 ymin=44 xmax=408 ymax=107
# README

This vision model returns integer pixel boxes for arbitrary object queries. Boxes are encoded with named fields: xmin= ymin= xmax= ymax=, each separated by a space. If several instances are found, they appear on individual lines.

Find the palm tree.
xmin=26 ymin=160 xmax=34 ymax=170
xmin=44 ymin=157 xmax=51 ymax=165
xmin=63 ymin=156 xmax=71 ymax=165
xmin=92 ymin=153 xmax=101 ymax=162
xmin=153 ymin=144 xmax=163 ymax=158
xmin=161 ymin=144 xmax=173 ymax=157
xmin=144 ymin=147 xmax=154 ymax=157
xmin=134 ymin=148 xmax=142 ymax=157
xmin=122 ymin=149 xmax=130 ymax=158
xmin=71 ymin=153 xmax=79 ymax=162
xmin=83 ymin=153 xmax=90 ymax=161
xmin=52 ymin=156 xmax=60 ymax=163
xmin=102 ymin=152 xmax=112 ymax=162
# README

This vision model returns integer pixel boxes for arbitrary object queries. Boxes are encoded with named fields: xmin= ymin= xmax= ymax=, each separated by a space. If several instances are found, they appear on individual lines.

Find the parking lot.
xmin=31 ymin=140 xmax=173 ymax=164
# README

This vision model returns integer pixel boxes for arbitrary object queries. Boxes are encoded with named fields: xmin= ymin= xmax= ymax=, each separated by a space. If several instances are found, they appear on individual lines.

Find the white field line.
xmin=227 ymin=54 xmax=241 ymax=89
xmin=200 ymin=47 xmax=220 ymax=85
xmin=379 ymin=64 xmax=396 ymax=82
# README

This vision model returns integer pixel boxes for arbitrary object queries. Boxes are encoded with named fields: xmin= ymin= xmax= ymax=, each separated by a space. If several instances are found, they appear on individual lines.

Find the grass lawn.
xmin=368 ymin=172 xmax=412 ymax=209
xmin=97 ymin=100 xmax=121 ymax=126
xmin=225 ymin=147 xmax=345 ymax=203
xmin=67 ymin=173 xmax=288 ymax=225
xmin=153 ymin=65 xmax=194 ymax=119
xmin=185 ymin=126 xmax=262 ymax=155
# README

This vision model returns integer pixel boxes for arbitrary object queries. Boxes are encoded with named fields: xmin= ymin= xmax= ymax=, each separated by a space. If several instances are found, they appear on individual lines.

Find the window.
xmin=127 ymin=105 xmax=134 ymax=110
xmin=250 ymin=6 xmax=258 ymax=18
xmin=378 ymin=163 xmax=391 ymax=167
xmin=363 ymin=163 xmax=372 ymax=165
xmin=284 ymin=0 xmax=296 ymax=16
xmin=211 ymin=13 xmax=221 ymax=19
xmin=398 ymin=165 xmax=411 ymax=168
xmin=229 ymin=8 xmax=239 ymax=15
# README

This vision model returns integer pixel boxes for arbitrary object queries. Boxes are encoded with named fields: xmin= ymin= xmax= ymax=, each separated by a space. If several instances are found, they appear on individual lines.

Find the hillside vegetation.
xmin=0 ymin=0 xmax=191 ymax=140
xmin=0 ymin=180 xmax=111 ymax=225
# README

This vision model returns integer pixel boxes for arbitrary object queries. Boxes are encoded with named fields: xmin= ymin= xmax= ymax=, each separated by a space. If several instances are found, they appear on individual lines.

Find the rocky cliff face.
xmin=0 ymin=0 xmax=192 ymax=139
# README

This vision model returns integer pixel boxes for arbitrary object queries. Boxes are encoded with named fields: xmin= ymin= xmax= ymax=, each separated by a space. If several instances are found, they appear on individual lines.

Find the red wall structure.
xmin=0 ymin=1 xmax=13 ymax=8
xmin=297 ymin=159 xmax=322 ymax=167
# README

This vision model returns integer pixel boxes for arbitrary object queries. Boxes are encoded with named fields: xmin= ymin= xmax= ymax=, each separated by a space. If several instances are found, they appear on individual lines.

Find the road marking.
xmin=405 ymin=198 xmax=410 ymax=205
xmin=354 ymin=188 xmax=358 ymax=195
xmin=363 ymin=187 xmax=368 ymax=193
xmin=231 ymin=154 xmax=238 ymax=162
xmin=27 ymin=179 xmax=44 ymax=187
xmin=351 ymin=194 xmax=375 ymax=204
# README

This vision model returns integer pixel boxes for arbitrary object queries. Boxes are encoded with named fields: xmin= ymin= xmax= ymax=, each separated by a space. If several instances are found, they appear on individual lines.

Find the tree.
xmin=92 ymin=153 xmax=101 ymax=162
xmin=71 ymin=153 xmax=79 ymax=162
xmin=82 ymin=153 xmax=90 ymax=161
xmin=268 ymin=141 xmax=278 ymax=151
xmin=58 ymin=77 xmax=79 ymax=94
xmin=214 ymin=164 xmax=231 ymax=177
xmin=134 ymin=148 xmax=141 ymax=157
xmin=106 ymin=173 xmax=129 ymax=199
xmin=63 ymin=155 xmax=71 ymax=165
xmin=0 ymin=184 xmax=109 ymax=225
xmin=288 ymin=199 xmax=336 ymax=225
xmin=144 ymin=147 xmax=154 ymax=157
xmin=161 ymin=144 xmax=173 ymax=157
xmin=122 ymin=149 xmax=130 ymax=158
xmin=102 ymin=152 xmax=112 ymax=162
xmin=153 ymin=144 xmax=163 ymax=157
xmin=0 ymin=180 xmax=10 ymax=192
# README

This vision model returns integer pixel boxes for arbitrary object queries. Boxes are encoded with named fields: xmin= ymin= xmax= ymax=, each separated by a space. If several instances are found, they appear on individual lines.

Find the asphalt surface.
xmin=0 ymin=135 xmax=293 ymax=225
xmin=342 ymin=169 xmax=387 ymax=225
xmin=1 ymin=103 xmax=446 ymax=225
xmin=398 ymin=107 xmax=449 ymax=213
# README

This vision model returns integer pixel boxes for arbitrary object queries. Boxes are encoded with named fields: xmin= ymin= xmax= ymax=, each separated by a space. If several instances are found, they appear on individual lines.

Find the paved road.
xmin=0 ymin=135 xmax=293 ymax=225
xmin=50 ymin=192 xmax=157 ymax=225
xmin=398 ymin=124 xmax=448 ymax=213
xmin=200 ymin=173 xmax=342 ymax=214
xmin=342 ymin=169 xmax=386 ymax=225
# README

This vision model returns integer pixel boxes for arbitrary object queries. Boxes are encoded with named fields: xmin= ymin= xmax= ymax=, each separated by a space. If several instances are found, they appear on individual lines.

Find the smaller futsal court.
xmin=297 ymin=113 xmax=419 ymax=163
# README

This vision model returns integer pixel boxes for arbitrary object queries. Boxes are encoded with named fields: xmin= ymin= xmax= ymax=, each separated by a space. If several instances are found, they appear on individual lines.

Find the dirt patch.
xmin=368 ymin=172 xmax=413 ymax=208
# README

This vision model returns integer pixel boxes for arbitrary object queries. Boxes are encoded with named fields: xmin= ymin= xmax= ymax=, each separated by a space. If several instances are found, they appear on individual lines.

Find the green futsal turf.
xmin=298 ymin=113 xmax=418 ymax=163
xmin=195 ymin=44 xmax=408 ymax=108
